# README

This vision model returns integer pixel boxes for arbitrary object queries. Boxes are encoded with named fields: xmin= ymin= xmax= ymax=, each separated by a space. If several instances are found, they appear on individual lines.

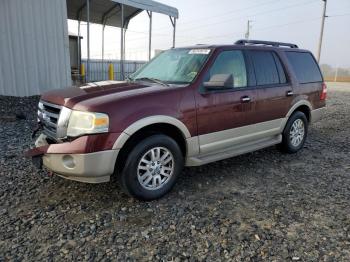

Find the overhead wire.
xmin=172 ymin=0 xmax=320 ymax=34
xmin=82 ymin=1 xmax=349 ymax=59
xmin=153 ymin=0 xmax=281 ymax=31
xmin=124 ymin=0 xmax=320 ymax=43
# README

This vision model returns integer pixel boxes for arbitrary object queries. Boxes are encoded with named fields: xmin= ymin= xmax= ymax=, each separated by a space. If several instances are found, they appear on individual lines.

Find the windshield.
xmin=129 ymin=48 xmax=211 ymax=84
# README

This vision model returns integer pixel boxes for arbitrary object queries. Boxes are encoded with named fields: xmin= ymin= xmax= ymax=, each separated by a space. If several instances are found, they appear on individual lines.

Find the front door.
xmin=194 ymin=49 xmax=256 ymax=154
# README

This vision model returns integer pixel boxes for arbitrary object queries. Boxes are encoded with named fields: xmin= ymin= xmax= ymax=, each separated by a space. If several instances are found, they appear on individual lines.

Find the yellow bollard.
xmin=108 ymin=64 xmax=114 ymax=80
xmin=80 ymin=64 xmax=85 ymax=82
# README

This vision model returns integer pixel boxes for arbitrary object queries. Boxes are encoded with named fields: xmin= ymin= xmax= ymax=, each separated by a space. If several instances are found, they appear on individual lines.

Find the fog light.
xmin=62 ymin=155 xmax=75 ymax=169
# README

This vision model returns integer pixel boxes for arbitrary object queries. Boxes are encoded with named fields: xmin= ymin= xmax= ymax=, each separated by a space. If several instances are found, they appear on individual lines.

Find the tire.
xmin=119 ymin=134 xmax=184 ymax=201
xmin=279 ymin=111 xmax=308 ymax=153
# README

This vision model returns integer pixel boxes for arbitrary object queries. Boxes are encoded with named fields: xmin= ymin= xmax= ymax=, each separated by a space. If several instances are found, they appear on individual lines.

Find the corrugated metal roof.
xmin=67 ymin=0 xmax=179 ymax=28
xmin=0 ymin=0 xmax=71 ymax=97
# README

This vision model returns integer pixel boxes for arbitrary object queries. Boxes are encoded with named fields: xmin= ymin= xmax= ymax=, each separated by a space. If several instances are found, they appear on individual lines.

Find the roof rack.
xmin=235 ymin=39 xmax=298 ymax=48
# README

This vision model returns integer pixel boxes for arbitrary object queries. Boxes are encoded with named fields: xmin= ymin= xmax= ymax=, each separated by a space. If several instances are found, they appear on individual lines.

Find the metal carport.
xmin=66 ymin=0 xmax=179 ymax=82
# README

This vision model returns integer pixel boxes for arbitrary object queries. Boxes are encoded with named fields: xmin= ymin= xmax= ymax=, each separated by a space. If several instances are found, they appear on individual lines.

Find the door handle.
xmin=241 ymin=96 xmax=251 ymax=103
xmin=286 ymin=90 xmax=294 ymax=97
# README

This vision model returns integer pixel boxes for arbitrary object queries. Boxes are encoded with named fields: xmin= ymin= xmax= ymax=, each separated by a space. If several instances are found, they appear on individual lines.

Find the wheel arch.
xmin=286 ymin=100 xmax=312 ymax=122
xmin=112 ymin=116 xmax=191 ymax=173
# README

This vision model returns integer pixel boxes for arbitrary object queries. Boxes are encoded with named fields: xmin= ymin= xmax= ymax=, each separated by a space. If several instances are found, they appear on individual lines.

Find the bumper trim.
xmin=56 ymin=174 xmax=111 ymax=183
xmin=311 ymin=107 xmax=325 ymax=123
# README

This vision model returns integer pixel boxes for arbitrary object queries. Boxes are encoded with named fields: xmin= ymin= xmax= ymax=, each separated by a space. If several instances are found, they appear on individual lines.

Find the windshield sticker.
xmin=189 ymin=49 xmax=211 ymax=55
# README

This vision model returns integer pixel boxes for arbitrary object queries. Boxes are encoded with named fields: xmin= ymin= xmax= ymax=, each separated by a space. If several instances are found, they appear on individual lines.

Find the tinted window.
xmin=209 ymin=50 xmax=247 ymax=88
xmin=250 ymin=51 xmax=280 ymax=85
xmin=286 ymin=52 xmax=323 ymax=83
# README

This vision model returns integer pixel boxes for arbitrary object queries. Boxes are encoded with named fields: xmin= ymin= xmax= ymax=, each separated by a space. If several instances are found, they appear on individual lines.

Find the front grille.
xmin=38 ymin=101 xmax=62 ymax=139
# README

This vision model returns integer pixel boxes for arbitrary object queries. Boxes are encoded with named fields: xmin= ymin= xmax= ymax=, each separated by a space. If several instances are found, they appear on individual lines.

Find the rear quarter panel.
xmin=279 ymin=50 xmax=325 ymax=111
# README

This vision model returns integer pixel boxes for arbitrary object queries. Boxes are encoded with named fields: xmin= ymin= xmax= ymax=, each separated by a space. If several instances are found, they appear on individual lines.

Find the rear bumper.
xmin=311 ymin=107 xmax=325 ymax=123
xmin=26 ymin=134 xmax=120 ymax=183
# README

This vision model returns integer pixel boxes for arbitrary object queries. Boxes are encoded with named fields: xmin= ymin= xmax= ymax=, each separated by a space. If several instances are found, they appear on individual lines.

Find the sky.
xmin=68 ymin=0 xmax=350 ymax=67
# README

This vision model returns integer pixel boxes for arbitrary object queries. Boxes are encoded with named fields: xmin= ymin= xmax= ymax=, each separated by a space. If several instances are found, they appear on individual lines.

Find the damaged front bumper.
xmin=25 ymin=133 xmax=120 ymax=183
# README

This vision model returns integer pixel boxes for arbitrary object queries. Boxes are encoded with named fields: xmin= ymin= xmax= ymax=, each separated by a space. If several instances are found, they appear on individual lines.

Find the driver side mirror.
xmin=203 ymin=74 xmax=234 ymax=90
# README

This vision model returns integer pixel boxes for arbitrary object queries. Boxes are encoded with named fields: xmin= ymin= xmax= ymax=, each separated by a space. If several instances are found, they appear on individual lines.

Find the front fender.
xmin=112 ymin=115 xmax=191 ymax=150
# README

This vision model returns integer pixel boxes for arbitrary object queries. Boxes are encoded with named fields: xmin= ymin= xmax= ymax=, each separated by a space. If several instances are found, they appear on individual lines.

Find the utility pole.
xmin=245 ymin=20 xmax=252 ymax=40
xmin=334 ymin=64 xmax=339 ymax=82
xmin=317 ymin=0 xmax=328 ymax=62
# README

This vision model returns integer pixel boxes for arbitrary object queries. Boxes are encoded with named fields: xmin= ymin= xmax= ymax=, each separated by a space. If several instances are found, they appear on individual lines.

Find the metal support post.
xmin=77 ymin=20 xmax=81 ymax=71
xmin=124 ymin=29 xmax=126 ymax=60
xmin=120 ymin=4 xmax=124 ymax=80
xmin=102 ymin=24 xmax=105 ymax=80
xmin=147 ymin=11 xmax=152 ymax=60
xmin=86 ymin=0 xmax=90 ymax=82
xmin=169 ymin=16 xmax=176 ymax=48
xmin=173 ymin=17 xmax=176 ymax=48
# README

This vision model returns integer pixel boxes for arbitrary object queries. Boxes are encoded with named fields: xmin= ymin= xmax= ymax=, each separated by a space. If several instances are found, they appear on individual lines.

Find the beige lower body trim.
xmin=198 ymin=118 xmax=285 ymax=155
xmin=187 ymin=134 xmax=282 ymax=166
xmin=43 ymin=150 xmax=119 ymax=183
xmin=186 ymin=136 xmax=200 ymax=157
xmin=311 ymin=108 xmax=325 ymax=123
xmin=185 ymin=118 xmax=286 ymax=166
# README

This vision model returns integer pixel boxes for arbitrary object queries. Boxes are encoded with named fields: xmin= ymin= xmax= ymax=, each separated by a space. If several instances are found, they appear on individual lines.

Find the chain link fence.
xmin=81 ymin=59 xmax=146 ymax=82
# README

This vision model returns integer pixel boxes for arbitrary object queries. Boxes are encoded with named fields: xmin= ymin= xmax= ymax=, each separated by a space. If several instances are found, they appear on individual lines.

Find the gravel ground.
xmin=0 ymin=83 xmax=350 ymax=261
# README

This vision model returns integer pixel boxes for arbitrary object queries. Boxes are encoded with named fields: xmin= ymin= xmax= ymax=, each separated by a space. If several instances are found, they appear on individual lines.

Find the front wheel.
xmin=119 ymin=134 xmax=184 ymax=200
xmin=279 ymin=111 xmax=308 ymax=153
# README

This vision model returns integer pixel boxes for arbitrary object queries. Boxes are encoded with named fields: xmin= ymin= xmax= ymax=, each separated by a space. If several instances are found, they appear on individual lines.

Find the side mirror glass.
xmin=203 ymin=74 xmax=234 ymax=90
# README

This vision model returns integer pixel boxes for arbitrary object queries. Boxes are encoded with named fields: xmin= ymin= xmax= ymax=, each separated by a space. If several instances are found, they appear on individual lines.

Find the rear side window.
xmin=249 ymin=51 xmax=281 ymax=86
xmin=285 ymin=52 xmax=323 ymax=83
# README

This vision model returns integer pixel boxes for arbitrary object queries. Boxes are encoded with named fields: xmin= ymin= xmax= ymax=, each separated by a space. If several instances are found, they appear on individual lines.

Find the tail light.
xmin=320 ymin=82 xmax=327 ymax=100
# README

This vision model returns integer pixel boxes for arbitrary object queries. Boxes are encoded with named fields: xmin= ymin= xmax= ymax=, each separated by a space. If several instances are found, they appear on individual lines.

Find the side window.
xmin=250 ymin=51 xmax=280 ymax=85
xmin=208 ymin=50 xmax=247 ymax=88
xmin=285 ymin=51 xmax=323 ymax=84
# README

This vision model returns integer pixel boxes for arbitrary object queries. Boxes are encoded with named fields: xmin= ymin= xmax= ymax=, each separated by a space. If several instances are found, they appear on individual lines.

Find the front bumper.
xmin=43 ymin=150 xmax=119 ymax=183
xmin=26 ymin=134 xmax=120 ymax=183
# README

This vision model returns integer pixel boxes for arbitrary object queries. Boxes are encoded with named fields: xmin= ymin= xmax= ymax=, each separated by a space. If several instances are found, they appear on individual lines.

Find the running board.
xmin=186 ymin=135 xmax=282 ymax=166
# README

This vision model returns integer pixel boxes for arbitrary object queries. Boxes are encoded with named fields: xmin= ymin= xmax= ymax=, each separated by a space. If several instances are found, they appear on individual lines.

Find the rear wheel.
xmin=119 ymin=134 xmax=184 ymax=200
xmin=279 ymin=111 xmax=308 ymax=153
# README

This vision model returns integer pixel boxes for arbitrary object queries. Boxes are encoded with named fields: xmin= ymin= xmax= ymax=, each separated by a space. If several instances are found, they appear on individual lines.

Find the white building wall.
xmin=0 ymin=0 xmax=71 ymax=96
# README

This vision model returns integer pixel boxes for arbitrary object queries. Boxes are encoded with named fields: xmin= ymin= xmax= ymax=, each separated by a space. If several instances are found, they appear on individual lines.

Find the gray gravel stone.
xmin=1 ymin=84 xmax=350 ymax=260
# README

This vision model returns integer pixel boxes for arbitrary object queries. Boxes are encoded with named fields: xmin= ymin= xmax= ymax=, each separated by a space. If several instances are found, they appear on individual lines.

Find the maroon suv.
xmin=26 ymin=40 xmax=326 ymax=200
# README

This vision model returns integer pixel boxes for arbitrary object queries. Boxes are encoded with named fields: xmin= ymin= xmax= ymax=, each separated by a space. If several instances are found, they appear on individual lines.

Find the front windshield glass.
xmin=130 ymin=48 xmax=211 ymax=84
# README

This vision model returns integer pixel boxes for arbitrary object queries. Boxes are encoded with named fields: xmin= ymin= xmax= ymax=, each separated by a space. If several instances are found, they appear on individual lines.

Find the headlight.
xmin=67 ymin=110 xmax=109 ymax=137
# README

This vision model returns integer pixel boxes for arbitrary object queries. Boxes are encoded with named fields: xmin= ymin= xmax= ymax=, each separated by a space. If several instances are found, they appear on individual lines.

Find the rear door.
xmin=246 ymin=50 xmax=293 ymax=128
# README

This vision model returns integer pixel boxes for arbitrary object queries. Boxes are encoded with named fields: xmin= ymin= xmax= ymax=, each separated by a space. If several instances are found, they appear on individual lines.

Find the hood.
xmin=40 ymin=81 xmax=171 ymax=109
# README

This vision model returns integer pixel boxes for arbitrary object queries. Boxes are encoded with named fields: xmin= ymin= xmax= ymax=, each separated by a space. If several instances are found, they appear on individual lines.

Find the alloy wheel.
xmin=289 ymin=119 xmax=305 ymax=147
xmin=137 ymin=147 xmax=175 ymax=190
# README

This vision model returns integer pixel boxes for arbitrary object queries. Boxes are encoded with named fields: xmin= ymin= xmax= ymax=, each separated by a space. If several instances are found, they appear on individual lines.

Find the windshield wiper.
xmin=134 ymin=77 xmax=169 ymax=86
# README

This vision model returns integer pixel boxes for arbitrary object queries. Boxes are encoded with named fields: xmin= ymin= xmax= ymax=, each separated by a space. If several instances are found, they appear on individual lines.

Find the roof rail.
xmin=235 ymin=39 xmax=298 ymax=48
